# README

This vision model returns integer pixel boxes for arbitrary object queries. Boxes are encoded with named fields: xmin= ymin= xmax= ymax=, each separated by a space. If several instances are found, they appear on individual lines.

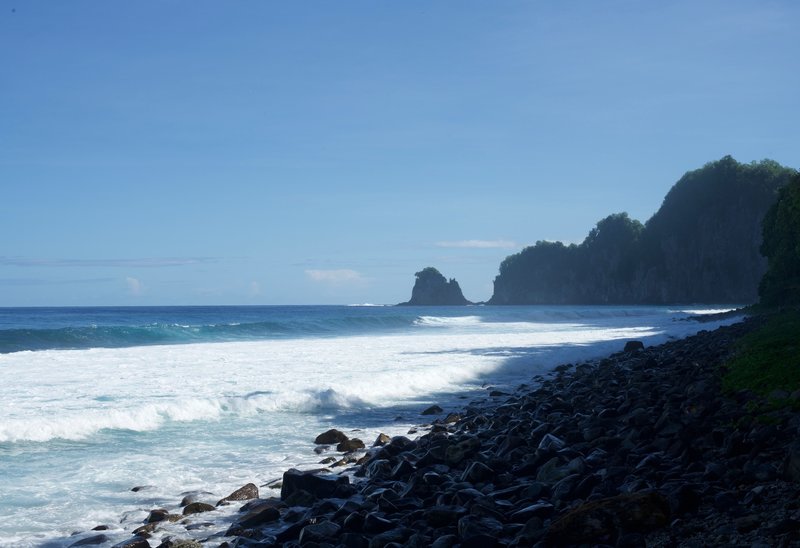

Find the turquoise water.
xmin=0 ymin=305 xmax=741 ymax=546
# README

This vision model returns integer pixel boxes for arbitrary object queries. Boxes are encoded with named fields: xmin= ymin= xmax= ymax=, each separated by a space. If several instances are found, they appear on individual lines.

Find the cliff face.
xmin=489 ymin=157 xmax=797 ymax=305
xmin=399 ymin=267 xmax=472 ymax=306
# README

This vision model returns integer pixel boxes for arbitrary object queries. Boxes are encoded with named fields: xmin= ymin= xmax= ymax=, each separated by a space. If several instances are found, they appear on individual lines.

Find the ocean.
xmin=0 ymin=304 xmax=742 ymax=547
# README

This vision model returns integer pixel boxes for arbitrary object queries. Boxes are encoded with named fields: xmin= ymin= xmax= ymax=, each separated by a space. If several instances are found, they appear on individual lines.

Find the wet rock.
xmin=315 ymin=428 xmax=349 ymax=445
xmin=237 ymin=505 xmax=280 ymax=528
xmin=281 ymin=468 xmax=351 ymax=501
xmin=624 ymin=341 xmax=645 ymax=352
xmin=145 ymin=509 xmax=170 ymax=523
xmin=338 ymin=438 xmax=365 ymax=452
xmin=69 ymin=535 xmax=109 ymax=546
xmin=373 ymin=433 xmax=391 ymax=446
xmin=112 ymin=537 xmax=150 ymax=548
xmin=182 ymin=502 xmax=215 ymax=516
xmin=422 ymin=405 xmax=443 ymax=415
xmin=216 ymin=483 xmax=258 ymax=506
xmin=130 ymin=485 xmax=154 ymax=492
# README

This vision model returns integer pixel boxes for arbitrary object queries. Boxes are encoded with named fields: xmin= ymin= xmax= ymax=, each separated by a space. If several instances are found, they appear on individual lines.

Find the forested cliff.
xmin=489 ymin=157 xmax=797 ymax=305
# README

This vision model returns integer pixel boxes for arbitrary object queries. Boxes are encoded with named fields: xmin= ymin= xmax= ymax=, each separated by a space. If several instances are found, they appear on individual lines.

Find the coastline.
xmin=59 ymin=311 xmax=800 ymax=547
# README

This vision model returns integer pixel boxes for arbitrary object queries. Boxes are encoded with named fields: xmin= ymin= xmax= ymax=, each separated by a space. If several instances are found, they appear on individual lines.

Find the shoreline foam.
xmin=56 ymin=311 xmax=800 ymax=547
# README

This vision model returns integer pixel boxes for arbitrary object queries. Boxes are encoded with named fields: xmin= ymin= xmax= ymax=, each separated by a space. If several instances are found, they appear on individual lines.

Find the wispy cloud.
xmin=248 ymin=281 xmax=262 ymax=297
xmin=0 ymin=277 xmax=115 ymax=286
xmin=0 ymin=257 xmax=218 ymax=268
xmin=435 ymin=240 xmax=517 ymax=249
xmin=305 ymin=269 xmax=365 ymax=284
xmin=126 ymin=277 xmax=144 ymax=296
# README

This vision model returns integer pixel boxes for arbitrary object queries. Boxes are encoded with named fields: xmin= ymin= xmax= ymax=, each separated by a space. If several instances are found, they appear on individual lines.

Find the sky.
xmin=1 ymin=1 xmax=798 ymax=306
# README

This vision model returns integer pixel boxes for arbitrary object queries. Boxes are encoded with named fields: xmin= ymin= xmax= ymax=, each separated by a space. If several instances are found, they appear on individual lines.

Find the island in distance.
xmin=398 ymin=267 xmax=473 ymax=306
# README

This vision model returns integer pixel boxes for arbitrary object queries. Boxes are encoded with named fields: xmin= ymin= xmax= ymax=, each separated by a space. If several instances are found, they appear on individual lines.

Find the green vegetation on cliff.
xmin=490 ymin=157 xmax=797 ymax=305
xmin=723 ymin=310 xmax=800 ymax=399
xmin=759 ymin=174 xmax=800 ymax=306
xmin=722 ymin=177 xmax=800 ymax=405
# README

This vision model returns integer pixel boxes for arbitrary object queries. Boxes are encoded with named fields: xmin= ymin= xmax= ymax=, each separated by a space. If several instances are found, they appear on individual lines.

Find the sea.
xmin=0 ymin=304 xmax=743 ymax=547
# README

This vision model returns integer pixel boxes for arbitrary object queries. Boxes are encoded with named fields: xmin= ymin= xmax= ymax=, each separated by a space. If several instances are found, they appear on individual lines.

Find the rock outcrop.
xmin=398 ymin=267 xmax=472 ymax=306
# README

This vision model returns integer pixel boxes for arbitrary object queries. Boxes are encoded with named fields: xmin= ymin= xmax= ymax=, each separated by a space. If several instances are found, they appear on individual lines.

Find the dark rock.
xmin=280 ymin=468 xmax=351 ymax=501
xmin=461 ymin=461 xmax=494 ymax=483
xmin=315 ymin=428 xmax=349 ymax=445
xmin=337 ymin=438 xmax=365 ymax=452
xmin=784 ymin=442 xmax=800 ymax=482
xmin=238 ymin=506 xmax=280 ymax=528
xmin=91 ymin=525 xmax=109 ymax=531
xmin=367 ymin=527 xmax=411 ymax=548
xmin=430 ymin=534 xmax=458 ymax=548
xmin=421 ymin=405 xmax=443 ymax=415
xmin=182 ymin=502 xmax=215 ymax=516
xmin=112 ymin=538 xmax=151 ymax=548
xmin=363 ymin=512 xmax=395 ymax=534
xmin=130 ymin=485 xmax=154 ymax=492
xmin=298 ymin=520 xmax=341 ymax=543
xmin=70 ymin=535 xmax=109 ymax=546
xmin=398 ymin=267 xmax=472 ymax=306
xmin=145 ymin=509 xmax=170 ymax=524
xmin=545 ymin=491 xmax=670 ymax=543
xmin=283 ymin=488 xmax=316 ymax=507
xmin=624 ymin=341 xmax=645 ymax=352
xmin=426 ymin=505 xmax=468 ymax=527
xmin=217 ymin=483 xmax=258 ymax=506
xmin=373 ymin=433 xmax=391 ymax=446
xmin=510 ymin=502 xmax=554 ymax=521
xmin=457 ymin=515 xmax=503 ymax=541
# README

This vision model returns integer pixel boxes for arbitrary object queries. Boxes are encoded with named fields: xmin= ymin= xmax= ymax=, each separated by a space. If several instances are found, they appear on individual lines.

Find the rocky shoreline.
xmin=71 ymin=315 xmax=800 ymax=547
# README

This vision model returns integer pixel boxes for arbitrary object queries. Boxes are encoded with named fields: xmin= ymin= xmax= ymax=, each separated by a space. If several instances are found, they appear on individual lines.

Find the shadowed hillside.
xmin=490 ymin=157 xmax=797 ymax=305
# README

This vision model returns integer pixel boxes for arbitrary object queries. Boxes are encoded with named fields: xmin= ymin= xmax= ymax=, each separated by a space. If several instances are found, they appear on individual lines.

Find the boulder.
xmin=624 ymin=340 xmax=645 ymax=352
xmin=216 ymin=483 xmax=258 ymax=506
xmin=315 ymin=429 xmax=349 ymax=445
xmin=373 ymin=433 xmax=391 ymax=446
xmin=545 ymin=491 xmax=670 ymax=543
xmin=69 ymin=535 xmax=109 ymax=547
xmin=421 ymin=405 xmax=443 ymax=415
xmin=337 ymin=438 xmax=365 ymax=452
xmin=111 ymin=537 xmax=150 ymax=548
xmin=182 ymin=502 xmax=215 ymax=516
xmin=280 ymin=468 xmax=351 ymax=501
xmin=237 ymin=506 xmax=280 ymax=528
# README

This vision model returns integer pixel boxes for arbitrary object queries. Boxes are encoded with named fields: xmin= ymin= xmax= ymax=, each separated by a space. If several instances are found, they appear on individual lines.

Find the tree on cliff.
xmin=489 ymin=157 xmax=797 ymax=305
xmin=398 ymin=267 xmax=472 ymax=306
xmin=759 ymin=174 xmax=800 ymax=306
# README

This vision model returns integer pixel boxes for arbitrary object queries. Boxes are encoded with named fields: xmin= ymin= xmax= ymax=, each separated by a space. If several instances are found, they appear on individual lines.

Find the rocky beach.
xmin=63 ymin=313 xmax=800 ymax=548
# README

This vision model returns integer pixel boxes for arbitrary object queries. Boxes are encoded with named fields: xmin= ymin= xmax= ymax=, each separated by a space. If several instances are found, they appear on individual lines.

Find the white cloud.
xmin=248 ymin=281 xmax=262 ymax=297
xmin=435 ymin=240 xmax=517 ymax=249
xmin=126 ymin=277 xmax=144 ymax=296
xmin=0 ymin=256 xmax=217 ymax=268
xmin=305 ymin=269 xmax=364 ymax=284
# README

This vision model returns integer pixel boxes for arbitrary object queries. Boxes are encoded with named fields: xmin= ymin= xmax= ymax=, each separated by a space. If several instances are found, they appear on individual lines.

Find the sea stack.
xmin=398 ymin=267 xmax=472 ymax=305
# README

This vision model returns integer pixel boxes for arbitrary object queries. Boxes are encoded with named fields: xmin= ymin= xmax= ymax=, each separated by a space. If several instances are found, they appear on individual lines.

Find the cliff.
xmin=398 ymin=267 xmax=472 ymax=306
xmin=489 ymin=157 xmax=797 ymax=305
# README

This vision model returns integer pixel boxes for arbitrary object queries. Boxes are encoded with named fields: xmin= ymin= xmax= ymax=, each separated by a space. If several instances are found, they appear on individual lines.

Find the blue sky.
xmin=1 ymin=1 xmax=798 ymax=306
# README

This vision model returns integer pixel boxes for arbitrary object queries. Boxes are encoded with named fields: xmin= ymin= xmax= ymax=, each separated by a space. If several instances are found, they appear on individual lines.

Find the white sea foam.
xmin=414 ymin=315 xmax=484 ymax=326
xmin=0 ymin=306 xmax=744 ymax=546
